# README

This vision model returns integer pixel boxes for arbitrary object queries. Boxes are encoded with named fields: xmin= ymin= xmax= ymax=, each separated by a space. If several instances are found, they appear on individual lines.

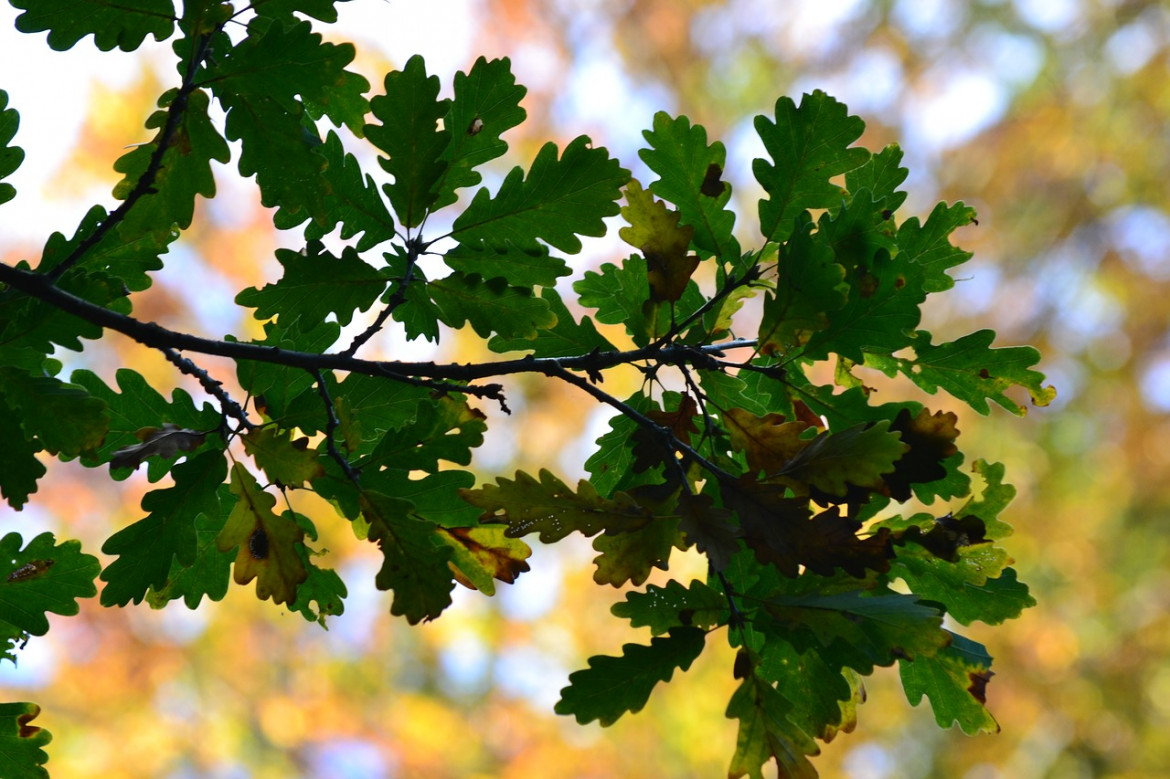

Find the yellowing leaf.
xmin=242 ymin=426 xmax=324 ymax=487
xmin=438 ymin=525 xmax=531 ymax=595
xmin=619 ymin=179 xmax=698 ymax=302
xmin=459 ymin=469 xmax=657 ymax=542
xmin=216 ymin=463 xmax=307 ymax=606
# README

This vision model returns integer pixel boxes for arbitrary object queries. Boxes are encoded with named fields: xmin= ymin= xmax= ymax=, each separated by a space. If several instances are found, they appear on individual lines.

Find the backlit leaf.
xmin=555 ymin=627 xmax=706 ymax=725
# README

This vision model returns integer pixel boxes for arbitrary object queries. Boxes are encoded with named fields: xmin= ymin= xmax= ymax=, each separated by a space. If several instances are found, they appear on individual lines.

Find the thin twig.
xmin=312 ymin=370 xmax=362 ymax=487
xmin=0 ymin=262 xmax=757 ymax=389
xmin=160 ymin=347 xmax=255 ymax=432
xmin=342 ymin=235 xmax=427 ymax=357
xmin=44 ymin=32 xmax=217 ymax=282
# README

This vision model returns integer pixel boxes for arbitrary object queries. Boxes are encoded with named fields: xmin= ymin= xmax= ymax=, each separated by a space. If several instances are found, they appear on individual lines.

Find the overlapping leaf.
xmin=72 ymin=368 xmax=220 ymax=482
xmin=488 ymin=288 xmax=615 ymax=357
xmin=425 ymin=272 xmax=556 ymax=340
xmin=460 ymin=469 xmax=659 ymax=542
xmin=146 ymin=491 xmax=235 ymax=610
xmin=0 ymin=368 xmax=109 ymax=458
xmin=100 ymin=450 xmax=227 ymax=606
xmin=900 ymin=632 xmax=1000 ymax=735
xmin=726 ymin=663 xmax=819 ymax=779
xmin=639 ymin=111 xmax=739 ymax=260
xmin=438 ymin=526 xmax=531 ymax=595
xmin=359 ymin=491 xmax=455 ymax=624
xmin=611 ymin=578 xmax=727 ymax=635
xmin=280 ymin=130 xmax=395 ymax=251
xmin=112 ymin=88 xmax=229 ymax=241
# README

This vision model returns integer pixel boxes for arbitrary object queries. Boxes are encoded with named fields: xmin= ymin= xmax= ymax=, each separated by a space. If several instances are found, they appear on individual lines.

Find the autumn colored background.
xmin=0 ymin=0 xmax=1165 ymax=776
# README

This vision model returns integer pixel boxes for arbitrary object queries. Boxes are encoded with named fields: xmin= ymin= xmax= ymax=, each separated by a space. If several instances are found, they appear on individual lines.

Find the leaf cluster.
xmin=0 ymin=3 xmax=1051 ymax=776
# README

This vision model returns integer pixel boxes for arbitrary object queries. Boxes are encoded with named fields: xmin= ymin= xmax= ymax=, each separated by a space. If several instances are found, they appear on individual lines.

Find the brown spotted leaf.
xmin=216 ymin=463 xmax=307 ymax=606
xmin=619 ymin=179 xmax=699 ymax=302
xmin=439 ymin=525 xmax=531 ymax=595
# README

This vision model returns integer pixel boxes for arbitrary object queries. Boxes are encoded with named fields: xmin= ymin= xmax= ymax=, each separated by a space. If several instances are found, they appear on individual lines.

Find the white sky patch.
xmin=1105 ymin=15 xmax=1165 ymax=76
xmin=892 ymin=0 xmax=964 ymax=40
xmin=903 ymin=68 xmax=1007 ymax=151
xmin=970 ymin=25 xmax=1046 ymax=89
xmin=1013 ymin=0 xmax=1082 ymax=35
xmin=332 ymin=0 xmax=480 ymax=76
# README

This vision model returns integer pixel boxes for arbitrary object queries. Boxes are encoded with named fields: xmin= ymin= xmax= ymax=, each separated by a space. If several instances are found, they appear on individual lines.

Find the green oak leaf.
xmin=555 ymin=627 xmax=706 ymax=725
xmin=876 ymin=329 xmax=1057 ymax=416
xmin=33 ymin=204 xmax=169 ymax=293
xmin=0 ymin=90 xmax=25 ymax=206
xmin=758 ymin=213 xmax=847 ymax=356
xmin=0 ymin=368 xmax=108 ymax=458
xmin=243 ymin=427 xmax=325 ymax=487
xmin=0 ymin=702 xmax=51 ymax=779
xmin=235 ymin=320 xmax=340 ymax=424
xmin=434 ymin=56 xmax=528 ymax=209
xmin=573 ymin=255 xmax=653 ymax=346
xmin=442 ymin=241 xmax=570 ymax=290
xmin=726 ymin=664 xmax=819 ymax=779
xmin=235 ymin=243 xmax=386 ymax=332
xmin=460 ymin=469 xmax=658 ymax=542
xmin=0 ymin=396 xmax=45 ymax=510
xmin=758 ymin=639 xmax=860 ymax=744
xmin=281 ymin=130 xmax=395 ymax=251
xmin=754 ymin=90 xmax=869 ymax=244
xmin=611 ymin=578 xmax=727 ymax=636
xmin=359 ymin=395 xmax=486 ymax=473
xmin=488 ymin=288 xmax=615 ymax=357
xmin=100 ymin=450 xmax=227 ymax=606
xmin=359 ymin=491 xmax=455 ymax=624
xmin=10 ymin=0 xmax=175 ymax=51
xmin=206 ymin=17 xmax=368 ymax=133
xmin=450 ymin=135 xmax=629 ymax=254
xmin=366 ymin=54 xmax=450 ymax=227
xmin=290 ymin=545 xmax=347 ymax=627
xmin=899 ymin=631 xmax=1000 ymax=735
xmin=112 ymin=87 xmax=230 ymax=241
xmin=426 ymin=272 xmax=556 ymax=340
xmin=0 ymin=532 xmax=100 ymax=638
xmin=897 ymin=200 xmax=978 ymax=293
xmin=639 ymin=111 xmax=740 ymax=260
xmin=760 ymin=590 xmax=948 ymax=673
xmin=146 ymin=489 xmax=236 ymax=610
xmin=845 ymin=144 xmax=908 ymax=214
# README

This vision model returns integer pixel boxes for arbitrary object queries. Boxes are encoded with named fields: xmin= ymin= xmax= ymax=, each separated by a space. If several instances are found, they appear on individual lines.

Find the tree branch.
xmin=0 ymin=262 xmax=757 ymax=391
xmin=160 ymin=347 xmax=255 ymax=432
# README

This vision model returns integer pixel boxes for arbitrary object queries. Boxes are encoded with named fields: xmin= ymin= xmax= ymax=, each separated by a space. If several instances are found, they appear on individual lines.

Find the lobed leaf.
xmin=0 ymin=532 xmax=100 ymax=639
xmin=754 ymin=91 xmax=869 ymax=244
xmin=100 ymin=450 xmax=227 ymax=606
xmin=216 ymin=463 xmax=308 ymax=606
xmin=555 ymin=627 xmax=706 ymax=726
xmin=235 ymin=242 xmax=387 ymax=333
xmin=0 ymin=90 xmax=25 ymax=206
xmin=0 ymin=702 xmax=51 ymax=779
xmin=10 ymin=0 xmax=175 ymax=51
xmin=451 ymin=135 xmax=629 ymax=254
xmin=639 ymin=111 xmax=739 ymax=260
xmin=366 ymin=54 xmax=450 ymax=228
xmin=899 ymin=631 xmax=1000 ymax=735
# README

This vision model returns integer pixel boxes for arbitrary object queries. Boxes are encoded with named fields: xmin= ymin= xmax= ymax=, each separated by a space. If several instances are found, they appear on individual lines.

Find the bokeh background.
xmin=2 ymin=0 xmax=1168 ymax=776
